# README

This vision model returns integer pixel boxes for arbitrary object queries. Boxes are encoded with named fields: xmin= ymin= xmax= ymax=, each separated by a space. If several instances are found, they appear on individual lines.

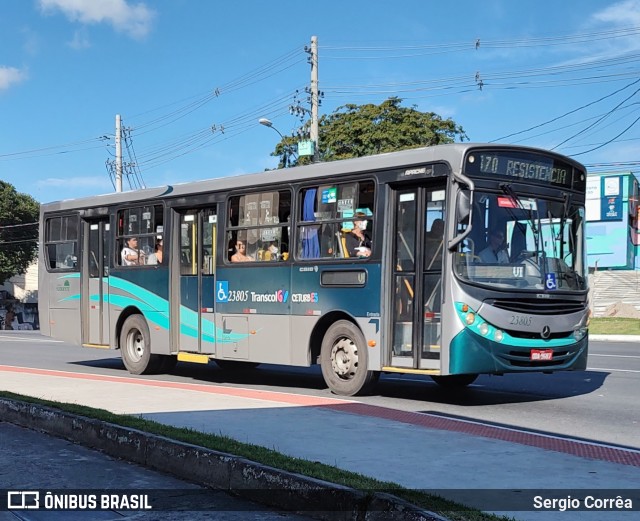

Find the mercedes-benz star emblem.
xmin=541 ymin=326 xmax=551 ymax=339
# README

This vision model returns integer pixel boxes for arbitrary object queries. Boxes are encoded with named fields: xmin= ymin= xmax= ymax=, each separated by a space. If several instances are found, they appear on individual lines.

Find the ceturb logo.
xmin=250 ymin=290 xmax=289 ymax=303
xmin=56 ymin=280 xmax=71 ymax=292
xmin=291 ymin=292 xmax=319 ymax=303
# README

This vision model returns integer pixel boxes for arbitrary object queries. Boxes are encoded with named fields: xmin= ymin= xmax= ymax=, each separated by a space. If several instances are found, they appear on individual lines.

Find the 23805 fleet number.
xmin=509 ymin=315 xmax=532 ymax=326
xmin=227 ymin=290 xmax=249 ymax=302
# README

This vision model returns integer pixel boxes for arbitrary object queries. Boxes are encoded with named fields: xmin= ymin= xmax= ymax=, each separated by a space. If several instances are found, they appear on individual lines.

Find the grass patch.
xmin=0 ymin=390 xmax=515 ymax=521
xmin=589 ymin=317 xmax=640 ymax=335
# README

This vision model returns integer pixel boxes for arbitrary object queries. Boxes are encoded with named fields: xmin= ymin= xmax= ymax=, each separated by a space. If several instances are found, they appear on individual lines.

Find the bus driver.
xmin=478 ymin=228 xmax=509 ymax=264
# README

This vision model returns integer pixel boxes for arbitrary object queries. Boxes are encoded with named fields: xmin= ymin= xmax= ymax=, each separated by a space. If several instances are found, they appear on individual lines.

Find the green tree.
xmin=271 ymin=97 xmax=467 ymax=167
xmin=0 ymin=181 xmax=40 ymax=286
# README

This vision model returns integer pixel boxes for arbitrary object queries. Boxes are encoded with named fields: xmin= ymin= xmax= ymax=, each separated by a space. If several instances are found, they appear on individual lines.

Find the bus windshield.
xmin=454 ymin=190 xmax=587 ymax=292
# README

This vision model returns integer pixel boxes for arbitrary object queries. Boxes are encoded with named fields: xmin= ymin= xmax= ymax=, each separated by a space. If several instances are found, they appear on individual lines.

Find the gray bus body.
xmin=39 ymin=143 xmax=589 ymax=395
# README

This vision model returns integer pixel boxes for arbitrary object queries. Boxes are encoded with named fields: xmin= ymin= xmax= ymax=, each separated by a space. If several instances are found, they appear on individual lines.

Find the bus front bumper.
xmin=449 ymin=329 xmax=589 ymax=375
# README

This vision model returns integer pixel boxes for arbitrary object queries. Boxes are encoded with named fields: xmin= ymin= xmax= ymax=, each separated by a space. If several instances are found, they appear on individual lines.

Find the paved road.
xmin=1 ymin=331 xmax=639 ymax=520
xmin=1 ymin=332 xmax=638 ymax=449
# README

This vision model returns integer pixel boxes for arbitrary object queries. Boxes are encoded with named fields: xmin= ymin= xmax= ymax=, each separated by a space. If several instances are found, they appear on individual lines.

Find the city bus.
xmin=38 ymin=143 xmax=589 ymax=395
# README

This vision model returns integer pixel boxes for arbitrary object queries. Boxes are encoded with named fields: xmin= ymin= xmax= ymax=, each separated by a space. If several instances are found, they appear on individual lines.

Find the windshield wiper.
xmin=499 ymin=183 xmax=541 ymax=258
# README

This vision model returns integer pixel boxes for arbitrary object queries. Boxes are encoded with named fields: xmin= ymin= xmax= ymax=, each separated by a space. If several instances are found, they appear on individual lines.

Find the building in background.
xmin=0 ymin=260 xmax=39 ymax=330
xmin=586 ymin=172 xmax=639 ymax=270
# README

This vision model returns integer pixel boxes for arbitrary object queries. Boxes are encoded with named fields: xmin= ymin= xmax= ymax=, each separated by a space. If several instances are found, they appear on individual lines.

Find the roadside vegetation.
xmin=589 ymin=317 xmax=640 ymax=335
xmin=0 ymin=390 xmax=515 ymax=521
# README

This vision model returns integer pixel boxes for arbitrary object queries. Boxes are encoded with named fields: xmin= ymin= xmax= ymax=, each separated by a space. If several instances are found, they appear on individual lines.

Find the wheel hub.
xmin=127 ymin=330 xmax=144 ymax=361
xmin=330 ymin=338 xmax=358 ymax=378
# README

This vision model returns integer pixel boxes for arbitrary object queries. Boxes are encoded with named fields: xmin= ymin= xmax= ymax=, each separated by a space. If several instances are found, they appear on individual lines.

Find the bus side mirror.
xmin=448 ymin=190 xmax=473 ymax=252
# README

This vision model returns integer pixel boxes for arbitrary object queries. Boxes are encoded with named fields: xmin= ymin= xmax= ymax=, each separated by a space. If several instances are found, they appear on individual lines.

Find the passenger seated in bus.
xmin=264 ymin=241 xmax=280 ymax=261
xmin=121 ymin=237 xmax=145 ymax=265
xmin=147 ymin=238 xmax=163 ymax=265
xmin=345 ymin=213 xmax=372 ymax=257
xmin=231 ymin=239 xmax=254 ymax=262
xmin=478 ymin=228 xmax=509 ymax=263
xmin=425 ymin=218 xmax=444 ymax=269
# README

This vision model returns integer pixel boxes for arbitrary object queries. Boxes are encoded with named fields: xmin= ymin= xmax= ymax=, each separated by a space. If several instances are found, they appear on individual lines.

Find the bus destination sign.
xmin=465 ymin=151 xmax=575 ymax=189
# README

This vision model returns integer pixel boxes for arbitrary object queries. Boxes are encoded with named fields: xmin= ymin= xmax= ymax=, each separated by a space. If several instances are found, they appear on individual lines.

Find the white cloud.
xmin=593 ymin=0 xmax=640 ymax=25
xmin=0 ymin=67 xmax=28 ymax=91
xmin=38 ymin=0 xmax=156 ymax=39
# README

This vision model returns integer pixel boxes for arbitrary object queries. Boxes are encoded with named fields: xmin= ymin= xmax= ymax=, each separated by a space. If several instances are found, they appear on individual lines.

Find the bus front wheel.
xmin=430 ymin=374 xmax=478 ymax=388
xmin=320 ymin=320 xmax=379 ymax=396
xmin=120 ymin=315 xmax=162 ymax=375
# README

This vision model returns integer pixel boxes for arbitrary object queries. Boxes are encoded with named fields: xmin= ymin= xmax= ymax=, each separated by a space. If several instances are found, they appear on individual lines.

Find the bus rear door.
xmin=173 ymin=208 xmax=217 ymax=354
xmin=390 ymin=184 xmax=446 ymax=370
xmin=82 ymin=218 xmax=111 ymax=347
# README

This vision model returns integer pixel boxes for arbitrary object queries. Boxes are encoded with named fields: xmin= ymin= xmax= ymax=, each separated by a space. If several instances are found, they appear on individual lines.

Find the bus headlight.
xmin=478 ymin=322 xmax=489 ymax=336
xmin=573 ymin=327 xmax=587 ymax=341
xmin=465 ymin=312 xmax=476 ymax=325
xmin=494 ymin=329 xmax=504 ymax=342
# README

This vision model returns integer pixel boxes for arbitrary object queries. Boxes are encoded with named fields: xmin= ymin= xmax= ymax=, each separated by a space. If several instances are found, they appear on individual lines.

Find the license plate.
xmin=530 ymin=349 xmax=553 ymax=361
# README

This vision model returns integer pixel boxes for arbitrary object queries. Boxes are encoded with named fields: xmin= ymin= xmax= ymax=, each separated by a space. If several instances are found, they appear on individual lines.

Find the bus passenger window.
xmin=226 ymin=189 xmax=291 ymax=264
xmin=297 ymin=182 xmax=375 ymax=260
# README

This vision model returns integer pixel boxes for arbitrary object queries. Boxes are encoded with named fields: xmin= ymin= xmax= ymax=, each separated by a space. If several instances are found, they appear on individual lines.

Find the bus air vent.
xmin=487 ymin=298 xmax=585 ymax=315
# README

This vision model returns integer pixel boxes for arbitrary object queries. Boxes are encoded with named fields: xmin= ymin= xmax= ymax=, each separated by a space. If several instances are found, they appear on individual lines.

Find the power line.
xmin=0 ymin=222 xmax=38 ymax=229
xmin=569 ymin=114 xmax=640 ymax=157
xmin=552 ymin=84 xmax=640 ymax=150
xmin=322 ymin=25 xmax=640 ymax=56
xmin=0 ymin=137 xmax=109 ymax=162
xmin=491 ymin=77 xmax=640 ymax=142
xmin=0 ymin=238 xmax=38 ymax=246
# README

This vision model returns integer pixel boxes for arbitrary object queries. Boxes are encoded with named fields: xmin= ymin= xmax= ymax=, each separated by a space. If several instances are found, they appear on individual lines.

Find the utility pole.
xmin=310 ymin=35 xmax=319 ymax=162
xmin=115 ymin=114 xmax=123 ymax=192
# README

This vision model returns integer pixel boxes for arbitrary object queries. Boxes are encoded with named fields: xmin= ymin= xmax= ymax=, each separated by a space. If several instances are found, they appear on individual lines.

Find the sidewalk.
xmin=1 ymin=362 xmax=639 ymax=520
xmin=589 ymin=334 xmax=640 ymax=342
xmin=0 ymin=421 xmax=314 ymax=521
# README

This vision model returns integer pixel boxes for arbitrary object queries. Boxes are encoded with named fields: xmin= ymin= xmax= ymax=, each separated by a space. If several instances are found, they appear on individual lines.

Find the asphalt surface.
xmin=1 ymin=332 xmax=639 ymax=520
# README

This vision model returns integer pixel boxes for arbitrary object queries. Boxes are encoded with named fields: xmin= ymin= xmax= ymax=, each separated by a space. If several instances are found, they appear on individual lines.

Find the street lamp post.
xmin=259 ymin=118 xmax=291 ymax=168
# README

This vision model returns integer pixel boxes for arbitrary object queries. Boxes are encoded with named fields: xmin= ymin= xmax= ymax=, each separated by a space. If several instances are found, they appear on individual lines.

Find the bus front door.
xmin=175 ymin=208 xmax=217 ymax=354
xmin=82 ymin=218 xmax=111 ymax=347
xmin=390 ymin=185 xmax=445 ymax=370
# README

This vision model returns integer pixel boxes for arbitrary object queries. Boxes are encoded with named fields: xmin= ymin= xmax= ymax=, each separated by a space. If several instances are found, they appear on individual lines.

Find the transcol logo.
xmin=250 ymin=290 xmax=289 ymax=303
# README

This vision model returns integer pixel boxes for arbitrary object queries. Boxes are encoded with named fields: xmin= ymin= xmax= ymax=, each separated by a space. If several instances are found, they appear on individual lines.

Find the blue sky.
xmin=2 ymin=0 xmax=640 ymax=203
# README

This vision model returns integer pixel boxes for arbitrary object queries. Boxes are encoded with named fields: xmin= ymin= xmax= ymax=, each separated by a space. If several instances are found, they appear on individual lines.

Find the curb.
xmin=589 ymin=334 xmax=640 ymax=343
xmin=0 ymin=398 xmax=447 ymax=521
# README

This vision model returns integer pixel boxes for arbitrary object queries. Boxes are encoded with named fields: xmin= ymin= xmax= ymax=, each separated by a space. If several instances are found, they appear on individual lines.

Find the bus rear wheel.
xmin=120 ymin=315 xmax=162 ymax=375
xmin=430 ymin=374 xmax=478 ymax=388
xmin=320 ymin=320 xmax=378 ymax=396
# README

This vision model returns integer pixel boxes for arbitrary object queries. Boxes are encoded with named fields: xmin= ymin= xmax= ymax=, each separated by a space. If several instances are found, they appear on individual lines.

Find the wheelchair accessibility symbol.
xmin=545 ymin=273 xmax=557 ymax=291
xmin=216 ymin=281 xmax=229 ymax=302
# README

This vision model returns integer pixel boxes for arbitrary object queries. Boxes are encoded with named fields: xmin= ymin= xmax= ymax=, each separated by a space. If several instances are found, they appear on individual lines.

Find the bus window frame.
xmin=225 ymin=187 xmax=292 ymax=265
xmin=43 ymin=213 xmax=80 ymax=272
xmin=295 ymin=178 xmax=376 ymax=261
xmin=115 ymin=203 xmax=165 ymax=268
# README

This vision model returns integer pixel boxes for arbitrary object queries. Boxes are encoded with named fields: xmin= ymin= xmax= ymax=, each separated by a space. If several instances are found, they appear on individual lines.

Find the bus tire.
xmin=430 ymin=374 xmax=478 ymax=388
xmin=120 ymin=315 xmax=162 ymax=375
xmin=321 ymin=320 xmax=379 ymax=396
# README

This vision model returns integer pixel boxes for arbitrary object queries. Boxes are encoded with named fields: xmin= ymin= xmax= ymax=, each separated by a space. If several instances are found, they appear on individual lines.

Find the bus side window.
xmin=297 ymin=182 xmax=374 ymax=260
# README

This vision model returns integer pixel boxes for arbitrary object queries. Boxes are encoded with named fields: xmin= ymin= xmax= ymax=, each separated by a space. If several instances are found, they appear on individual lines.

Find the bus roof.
xmin=40 ymin=143 xmax=586 ymax=212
